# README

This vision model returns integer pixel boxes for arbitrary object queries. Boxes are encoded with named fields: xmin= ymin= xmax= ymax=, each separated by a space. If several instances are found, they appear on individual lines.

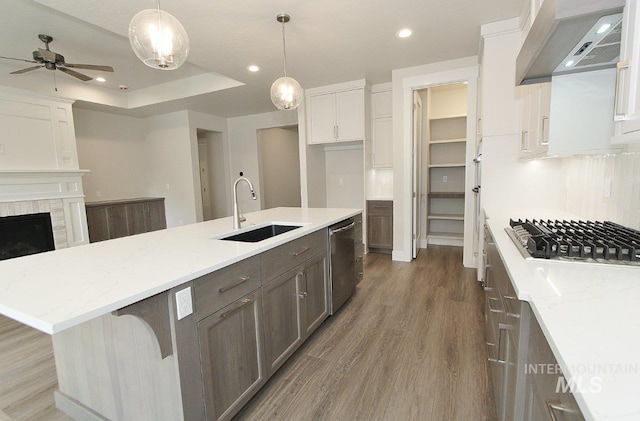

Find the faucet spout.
xmin=233 ymin=176 xmax=257 ymax=230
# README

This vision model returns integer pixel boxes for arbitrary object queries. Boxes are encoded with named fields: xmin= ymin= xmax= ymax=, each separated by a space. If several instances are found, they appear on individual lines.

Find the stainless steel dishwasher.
xmin=329 ymin=217 xmax=356 ymax=314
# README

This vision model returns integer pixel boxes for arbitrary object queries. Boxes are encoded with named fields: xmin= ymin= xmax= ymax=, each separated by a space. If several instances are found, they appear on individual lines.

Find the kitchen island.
xmin=484 ymin=207 xmax=640 ymax=421
xmin=0 ymin=207 xmax=361 ymax=420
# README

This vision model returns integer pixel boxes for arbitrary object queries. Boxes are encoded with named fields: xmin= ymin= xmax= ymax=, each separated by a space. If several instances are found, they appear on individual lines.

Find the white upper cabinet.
xmin=612 ymin=0 xmax=640 ymax=143
xmin=370 ymin=88 xmax=393 ymax=168
xmin=518 ymin=83 xmax=549 ymax=159
xmin=305 ymin=79 xmax=369 ymax=145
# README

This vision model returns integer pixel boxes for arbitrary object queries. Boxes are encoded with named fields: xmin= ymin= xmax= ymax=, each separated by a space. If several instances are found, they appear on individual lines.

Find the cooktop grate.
xmin=507 ymin=219 xmax=640 ymax=264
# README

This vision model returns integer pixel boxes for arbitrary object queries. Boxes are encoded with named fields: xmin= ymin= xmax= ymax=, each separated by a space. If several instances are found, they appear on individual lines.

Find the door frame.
xmin=397 ymin=64 xmax=479 ymax=266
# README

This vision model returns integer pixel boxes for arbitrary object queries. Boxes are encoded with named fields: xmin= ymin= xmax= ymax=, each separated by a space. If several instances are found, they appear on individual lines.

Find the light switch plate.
xmin=175 ymin=287 xmax=193 ymax=320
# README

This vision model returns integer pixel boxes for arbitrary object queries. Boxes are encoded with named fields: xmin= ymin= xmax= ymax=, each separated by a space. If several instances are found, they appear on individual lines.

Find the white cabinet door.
xmin=614 ymin=0 xmax=640 ymax=142
xmin=371 ymin=91 xmax=392 ymax=118
xmin=518 ymin=85 xmax=533 ymax=159
xmin=336 ymin=89 xmax=364 ymax=141
xmin=372 ymin=117 xmax=393 ymax=168
xmin=308 ymin=93 xmax=336 ymax=144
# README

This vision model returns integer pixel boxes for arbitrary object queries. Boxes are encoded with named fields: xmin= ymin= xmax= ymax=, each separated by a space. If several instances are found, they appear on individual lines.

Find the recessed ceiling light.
xmin=248 ymin=65 xmax=260 ymax=72
xmin=95 ymin=77 xmax=106 ymax=83
xmin=565 ymin=60 xmax=575 ymax=67
xmin=596 ymin=23 xmax=611 ymax=34
xmin=397 ymin=28 xmax=412 ymax=38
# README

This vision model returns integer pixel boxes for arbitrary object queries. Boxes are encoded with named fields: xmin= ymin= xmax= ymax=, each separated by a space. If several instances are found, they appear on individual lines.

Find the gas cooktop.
xmin=506 ymin=219 xmax=640 ymax=266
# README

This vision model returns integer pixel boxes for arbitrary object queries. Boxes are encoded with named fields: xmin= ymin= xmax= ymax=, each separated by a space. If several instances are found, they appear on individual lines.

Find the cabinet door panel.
xmin=107 ymin=205 xmax=129 ymax=239
xmin=127 ymin=202 xmax=148 ymax=235
xmin=308 ymin=94 xmax=336 ymax=144
xmin=86 ymin=207 xmax=109 ymax=243
xmin=302 ymin=253 xmax=328 ymax=337
xmin=262 ymin=269 xmax=302 ymax=376
xmin=336 ymin=90 xmax=364 ymax=141
xmin=367 ymin=214 xmax=393 ymax=249
xmin=372 ymin=90 xmax=392 ymax=118
xmin=146 ymin=199 xmax=167 ymax=231
xmin=198 ymin=293 xmax=265 ymax=421
xmin=372 ymin=117 xmax=393 ymax=168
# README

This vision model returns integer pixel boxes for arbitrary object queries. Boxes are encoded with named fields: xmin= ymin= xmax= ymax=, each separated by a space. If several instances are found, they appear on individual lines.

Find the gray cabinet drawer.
xmin=367 ymin=200 xmax=393 ymax=214
xmin=261 ymin=229 xmax=327 ymax=283
xmin=194 ymin=256 xmax=261 ymax=320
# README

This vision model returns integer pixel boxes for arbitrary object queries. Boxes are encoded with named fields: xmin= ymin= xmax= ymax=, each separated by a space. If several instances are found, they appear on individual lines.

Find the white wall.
xmin=142 ymin=111 xmax=198 ymax=228
xmin=74 ymin=108 xmax=147 ymax=202
xmin=257 ymin=127 xmax=301 ymax=209
xmin=392 ymin=56 xmax=479 ymax=263
xmin=227 ymin=110 xmax=298 ymax=213
xmin=325 ymin=146 xmax=365 ymax=209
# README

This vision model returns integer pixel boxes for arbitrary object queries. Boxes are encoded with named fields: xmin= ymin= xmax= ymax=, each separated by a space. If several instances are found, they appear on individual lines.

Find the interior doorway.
xmin=413 ymin=82 xmax=469 ymax=251
xmin=257 ymin=126 xmax=301 ymax=209
xmin=196 ymin=129 xmax=228 ymax=221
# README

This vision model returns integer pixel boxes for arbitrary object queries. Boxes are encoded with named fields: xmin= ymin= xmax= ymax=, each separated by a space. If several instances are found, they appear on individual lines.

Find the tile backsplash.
xmin=561 ymin=148 xmax=640 ymax=230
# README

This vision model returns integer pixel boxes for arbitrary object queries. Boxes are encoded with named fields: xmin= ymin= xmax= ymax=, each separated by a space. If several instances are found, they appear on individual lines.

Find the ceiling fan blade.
xmin=38 ymin=48 xmax=57 ymax=62
xmin=10 ymin=65 xmax=43 ymax=75
xmin=0 ymin=56 xmax=38 ymax=64
xmin=63 ymin=63 xmax=114 ymax=72
xmin=58 ymin=66 xmax=92 ymax=81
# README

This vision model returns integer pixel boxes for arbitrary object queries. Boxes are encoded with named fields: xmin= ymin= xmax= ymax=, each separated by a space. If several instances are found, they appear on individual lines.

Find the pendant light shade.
xmin=271 ymin=77 xmax=303 ymax=110
xmin=271 ymin=14 xmax=303 ymax=110
xmin=129 ymin=7 xmax=189 ymax=70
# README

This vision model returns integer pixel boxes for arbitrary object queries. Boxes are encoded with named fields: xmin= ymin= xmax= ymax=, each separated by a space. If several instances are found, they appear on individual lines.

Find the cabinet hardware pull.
xmin=220 ymin=296 xmax=255 ymax=318
xmin=614 ymin=61 xmax=630 ymax=120
xmin=504 ymin=295 xmax=520 ymax=318
xmin=541 ymin=116 xmax=550 ymax=145
xmin=291 ymin=247 xmax=310 ymax=256
xmin=521 ymin=130 xmax=529 ymax=152
xmin=298 ymin=291 xmax=308 ymax=299
xmin=218 ymin=276 xmax=251 ymax=293
xmin=497 ymin=324 xmax=508 ymax=363
xmin=546 ymin=400 xmax=574 ymax=421
xmin=487 ymin=297 xmax=504 ymax=314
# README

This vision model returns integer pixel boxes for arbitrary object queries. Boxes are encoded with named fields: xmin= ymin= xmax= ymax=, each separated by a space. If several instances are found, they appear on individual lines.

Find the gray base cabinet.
xmin=198 ymin=292 xmax=266 ymax=421
xmin=85 ymin=197 xmax=166 ymax=242
xmin=483 ymin=219 xmax=584 ymax=421
xmin=263 ymin=251 xmax=328 ymax=376
xmin=367 ymin=200 xmax=393 ymax=251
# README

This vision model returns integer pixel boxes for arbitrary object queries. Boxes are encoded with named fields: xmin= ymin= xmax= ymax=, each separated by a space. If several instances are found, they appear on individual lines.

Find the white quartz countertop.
xmin=0 ymin=207 xmax=360 ymax=335
xmin=484 ymin=207 xmax=640 ymax=421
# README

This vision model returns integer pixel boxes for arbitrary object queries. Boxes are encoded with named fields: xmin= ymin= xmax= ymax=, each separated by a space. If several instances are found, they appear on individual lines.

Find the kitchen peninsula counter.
xmin=0 ymin=207 xmax=360 ymax=334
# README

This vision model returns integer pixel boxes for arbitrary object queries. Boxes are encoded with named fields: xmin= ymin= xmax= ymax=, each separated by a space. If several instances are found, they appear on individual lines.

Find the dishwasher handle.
xmin=329 ymin=221 xmax=355 ymax=235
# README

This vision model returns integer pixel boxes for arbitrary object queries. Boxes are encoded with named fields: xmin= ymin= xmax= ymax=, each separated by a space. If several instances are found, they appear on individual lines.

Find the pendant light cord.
xmin=281 ymin=21 xmax=288 ymax=79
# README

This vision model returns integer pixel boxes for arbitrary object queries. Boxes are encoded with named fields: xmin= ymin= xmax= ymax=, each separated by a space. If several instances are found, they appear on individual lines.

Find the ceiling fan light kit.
xmin=271 ymin=13 xmax=303 ymax=110
xmin=128 ymin=2 xmax=189 ymax=70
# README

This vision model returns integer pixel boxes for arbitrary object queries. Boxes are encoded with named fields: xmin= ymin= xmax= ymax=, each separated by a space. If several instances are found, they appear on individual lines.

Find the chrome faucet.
xmin=233 ymin=176 xmax=257 ymax=229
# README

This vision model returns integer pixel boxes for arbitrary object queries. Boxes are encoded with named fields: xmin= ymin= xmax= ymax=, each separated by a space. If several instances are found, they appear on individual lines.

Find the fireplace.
xmin=0 ymin=213 xmax=55 ymax=261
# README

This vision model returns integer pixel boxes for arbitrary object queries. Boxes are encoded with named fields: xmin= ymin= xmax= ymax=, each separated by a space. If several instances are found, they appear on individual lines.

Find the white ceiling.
xmin=0 ymin=0 xmax=525 ymax=118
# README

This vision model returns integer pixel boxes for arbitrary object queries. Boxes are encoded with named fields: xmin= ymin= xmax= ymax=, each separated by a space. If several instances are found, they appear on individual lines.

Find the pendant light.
xmin=128 ymin=0 xmax=189 ymax=70
xmin=270 ymin=14 xmax=303 ymax=110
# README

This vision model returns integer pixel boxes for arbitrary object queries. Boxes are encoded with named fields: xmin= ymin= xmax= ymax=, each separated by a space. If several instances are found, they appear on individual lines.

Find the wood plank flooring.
xmin=0 ymin=245 xmax=495 ymax=420
xmin=236 ymin=246 xmax=496 ymax=420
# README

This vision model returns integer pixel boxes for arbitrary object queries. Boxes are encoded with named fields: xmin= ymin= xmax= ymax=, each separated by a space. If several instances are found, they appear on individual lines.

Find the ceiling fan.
xmin=0 ymin=34 xmax=114 ymax=81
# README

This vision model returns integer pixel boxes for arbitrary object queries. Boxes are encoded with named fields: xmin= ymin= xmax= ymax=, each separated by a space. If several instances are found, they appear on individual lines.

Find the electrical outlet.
xmin=166 ymin=184 xmax=171 ymax=190
xmin=0 ymin=143 xmax=4 ymax=154
xmin=175 ymin=287 xmax=193 ymax=320
xmin=442 ymin=176 xmax=448 ymax=183
xmin=96 ymin=191 xmax=102 ymax=198
xmin=338 ymin=178 xmax=344 ymax=186
xmin=604 ymin=179 xmax=612 ymax=198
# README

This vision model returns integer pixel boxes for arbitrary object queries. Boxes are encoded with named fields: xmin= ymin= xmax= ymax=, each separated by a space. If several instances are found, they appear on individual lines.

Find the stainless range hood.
xmin=516 ymin=0 xmax=625 ymax=85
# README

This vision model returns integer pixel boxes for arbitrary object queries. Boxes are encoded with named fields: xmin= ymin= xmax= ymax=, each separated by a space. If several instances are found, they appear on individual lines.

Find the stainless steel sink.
xmin=219 ymin=224 xmax=302 ymax=243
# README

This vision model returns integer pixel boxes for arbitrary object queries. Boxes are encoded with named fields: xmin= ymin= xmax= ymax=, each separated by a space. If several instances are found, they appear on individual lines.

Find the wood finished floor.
xmin=0 ymin=245 xmax=495 ymax=421
xmin=236 ymin=246 xmax=496 ymax=421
